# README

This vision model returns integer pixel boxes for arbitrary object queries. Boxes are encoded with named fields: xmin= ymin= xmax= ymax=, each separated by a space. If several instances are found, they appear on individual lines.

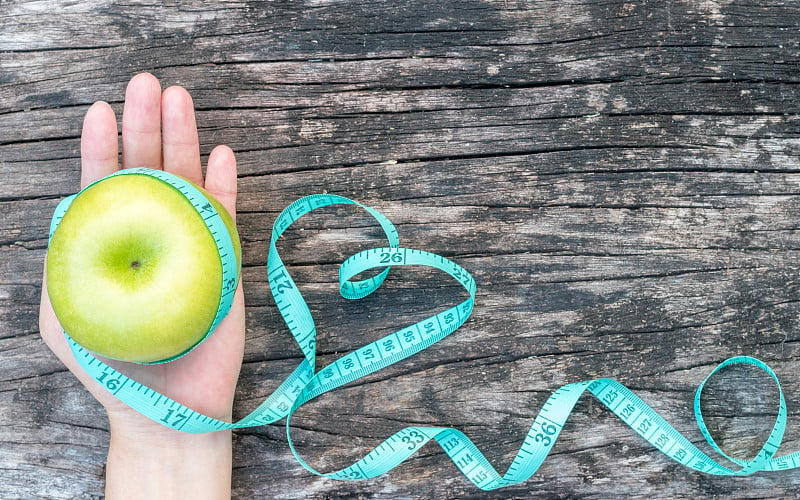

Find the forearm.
xmin=106 ymin=418 xmax=231 ymax=499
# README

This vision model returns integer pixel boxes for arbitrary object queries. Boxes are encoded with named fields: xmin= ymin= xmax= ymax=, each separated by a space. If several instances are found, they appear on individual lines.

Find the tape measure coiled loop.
xmin=48 ymin=169 xmax=800 ymax=489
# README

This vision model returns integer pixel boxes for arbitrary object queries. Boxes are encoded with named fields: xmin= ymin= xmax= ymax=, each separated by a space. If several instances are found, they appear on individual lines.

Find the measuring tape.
xmin=47 ymin=168 xmax=800 ymax=489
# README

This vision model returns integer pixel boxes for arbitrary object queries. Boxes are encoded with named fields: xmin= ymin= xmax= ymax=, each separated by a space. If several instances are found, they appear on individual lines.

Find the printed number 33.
xmin=402 ymin=430 xmax=426 ymax=450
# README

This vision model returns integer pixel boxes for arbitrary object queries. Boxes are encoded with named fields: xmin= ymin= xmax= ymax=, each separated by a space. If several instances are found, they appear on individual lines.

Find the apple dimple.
xmin=95 ymin=230 xmax=166 ymax=289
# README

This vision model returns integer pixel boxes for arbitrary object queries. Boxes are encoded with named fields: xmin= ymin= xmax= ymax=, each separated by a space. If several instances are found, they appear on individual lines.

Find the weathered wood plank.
xmin=2 ymin=0 xmax=800 ymax=498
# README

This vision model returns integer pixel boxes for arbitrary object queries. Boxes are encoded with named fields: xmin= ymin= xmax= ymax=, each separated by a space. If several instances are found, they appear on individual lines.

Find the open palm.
xmin=39 ymin=73 xmax=245 ymax=426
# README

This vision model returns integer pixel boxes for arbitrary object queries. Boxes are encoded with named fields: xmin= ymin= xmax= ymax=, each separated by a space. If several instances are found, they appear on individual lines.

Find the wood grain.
xmin=2 ymin=0 xmax=800 ymax=498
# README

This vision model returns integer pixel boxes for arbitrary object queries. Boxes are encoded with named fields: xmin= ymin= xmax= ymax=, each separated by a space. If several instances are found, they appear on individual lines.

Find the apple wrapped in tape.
xmin=46 ymin=168 xmax=241 ymax=364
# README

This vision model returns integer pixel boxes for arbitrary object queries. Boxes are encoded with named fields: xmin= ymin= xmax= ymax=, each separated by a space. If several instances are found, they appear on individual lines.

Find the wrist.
xmin=108 ymin=412 xmax=232 ymax=453
xmin=106 ymin=400 xmax=232 ymax=441
xmin=106 ymin=411 xmax=232 ymax=499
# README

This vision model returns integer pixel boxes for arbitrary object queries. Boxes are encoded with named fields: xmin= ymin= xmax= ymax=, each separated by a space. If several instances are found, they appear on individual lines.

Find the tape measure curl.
xmin=47 ymin=170 xmax=800 ymax=489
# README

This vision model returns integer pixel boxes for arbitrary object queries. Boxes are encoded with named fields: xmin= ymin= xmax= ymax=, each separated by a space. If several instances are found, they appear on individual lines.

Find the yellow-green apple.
xmin=46 ymin=171 xmax=241 ymax=363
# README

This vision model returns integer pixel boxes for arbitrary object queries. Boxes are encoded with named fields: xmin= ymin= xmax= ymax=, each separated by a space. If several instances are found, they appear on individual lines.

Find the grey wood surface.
xmin=2 ymin=0 xmax=800 ymax=498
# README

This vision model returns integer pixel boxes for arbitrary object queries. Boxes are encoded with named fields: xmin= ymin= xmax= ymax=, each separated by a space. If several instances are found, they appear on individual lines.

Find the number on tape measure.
xmin=47 ymin=170 xmax=800 ymax=489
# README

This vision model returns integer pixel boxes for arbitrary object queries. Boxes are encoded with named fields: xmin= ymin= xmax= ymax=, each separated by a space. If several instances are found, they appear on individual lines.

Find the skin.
xmin=39 ymin=73 xmax=244 ymax=499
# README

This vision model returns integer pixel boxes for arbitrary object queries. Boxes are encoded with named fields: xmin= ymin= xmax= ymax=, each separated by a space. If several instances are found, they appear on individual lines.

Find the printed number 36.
xmin=534 ymin=422 xmax=558 ymax=447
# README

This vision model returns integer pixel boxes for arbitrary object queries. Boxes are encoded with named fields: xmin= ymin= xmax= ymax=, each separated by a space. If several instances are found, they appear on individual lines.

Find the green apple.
xmin=46 ymin=170 xmax=241 ymax=363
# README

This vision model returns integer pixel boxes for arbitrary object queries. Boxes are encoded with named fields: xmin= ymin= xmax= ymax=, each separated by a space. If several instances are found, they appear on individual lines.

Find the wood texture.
xmin=2 ymin=0 xmax=800 ymax=498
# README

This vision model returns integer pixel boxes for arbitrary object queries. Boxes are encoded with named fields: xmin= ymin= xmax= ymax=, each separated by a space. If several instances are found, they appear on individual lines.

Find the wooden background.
xmin=2 ymin=0 xmax=800 ymax=498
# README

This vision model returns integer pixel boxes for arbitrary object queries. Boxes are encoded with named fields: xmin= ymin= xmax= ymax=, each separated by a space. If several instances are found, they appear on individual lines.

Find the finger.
xmin=203 ymin=145 xmax=237 ymax=221
xmin=80 ymin=101 xmax=118 ymax=188
xmin=121 ymin=72 xmax=162 ymax=170
xmin=161 ymin=86 xmax=202 ymax=185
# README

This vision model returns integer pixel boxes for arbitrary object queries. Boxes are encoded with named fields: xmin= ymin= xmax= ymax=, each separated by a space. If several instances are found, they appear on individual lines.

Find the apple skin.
xmin=46 ymin=171 xmax=241 ymax=363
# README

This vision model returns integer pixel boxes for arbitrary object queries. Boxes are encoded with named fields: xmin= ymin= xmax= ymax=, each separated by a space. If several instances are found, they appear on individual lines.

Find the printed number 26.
xmin=380 ymin=252 xmax=403 ymax=264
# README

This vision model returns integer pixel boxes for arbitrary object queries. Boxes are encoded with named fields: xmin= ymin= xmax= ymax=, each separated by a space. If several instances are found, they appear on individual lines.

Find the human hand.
xmin=39 ymin=73 xmax=243 ymax=498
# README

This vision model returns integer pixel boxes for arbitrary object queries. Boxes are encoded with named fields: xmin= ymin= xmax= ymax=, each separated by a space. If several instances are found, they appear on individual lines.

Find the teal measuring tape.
xmin=47 ymin=168 xmax=800 ymax=489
